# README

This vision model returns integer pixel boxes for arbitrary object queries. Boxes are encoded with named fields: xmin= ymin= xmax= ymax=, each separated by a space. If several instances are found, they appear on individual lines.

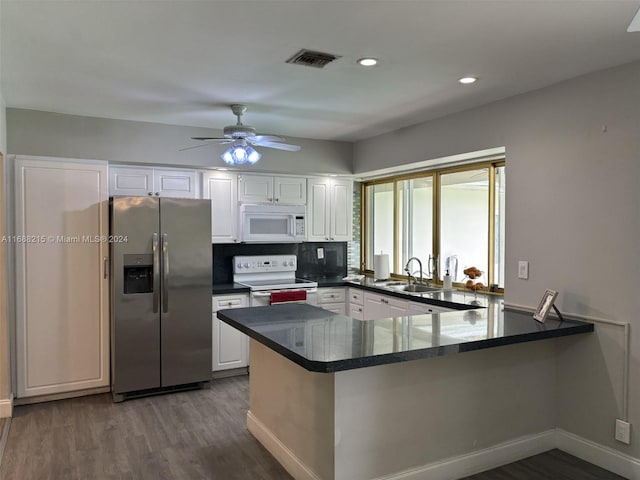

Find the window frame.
xmin=361 ymin=160 xmax=505 ymax=293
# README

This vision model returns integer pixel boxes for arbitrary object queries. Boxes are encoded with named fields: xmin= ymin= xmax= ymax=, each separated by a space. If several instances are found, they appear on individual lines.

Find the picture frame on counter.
xmin=533 ymin=289 xmax=558 ymax=323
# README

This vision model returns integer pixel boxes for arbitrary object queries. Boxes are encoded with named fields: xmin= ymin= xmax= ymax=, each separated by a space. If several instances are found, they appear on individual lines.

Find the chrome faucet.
xmin=404 ymin=257 xmax=423 ymax=285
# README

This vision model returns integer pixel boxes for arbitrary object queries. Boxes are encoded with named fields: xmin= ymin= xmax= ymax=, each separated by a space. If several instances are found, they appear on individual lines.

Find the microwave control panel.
xmin=295 ymin=216 xmax=305 ymax=236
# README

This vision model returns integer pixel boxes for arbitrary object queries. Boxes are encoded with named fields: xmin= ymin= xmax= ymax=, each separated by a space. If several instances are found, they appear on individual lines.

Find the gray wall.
xmin=7 ymin=109 xmax=353 ymax=175
xmin=355 ymin=60 xmax=640 ymax=459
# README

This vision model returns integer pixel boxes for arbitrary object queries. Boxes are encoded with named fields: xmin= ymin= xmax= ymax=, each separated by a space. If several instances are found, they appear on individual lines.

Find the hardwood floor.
xmin=0 ymin=376 xmax=292 ymax=480
xmin=0 ymin=376 xmax=626 ymax=480
xmin=461 ymin=449 xmax=626 ymax=480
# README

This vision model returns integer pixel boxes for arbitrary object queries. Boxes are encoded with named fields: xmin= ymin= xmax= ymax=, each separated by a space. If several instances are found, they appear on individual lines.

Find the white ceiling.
xmin=2 ymin=1 xmax=640 ymax=143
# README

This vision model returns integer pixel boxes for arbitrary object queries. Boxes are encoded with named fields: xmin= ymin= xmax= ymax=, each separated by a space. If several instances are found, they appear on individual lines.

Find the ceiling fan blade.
xmin=179 ymin=144 xmax=213 ymax=152
xmin=191 ymin=136 xmax=229 ymax=142
xmin=251 ymin=134 xmax=285 ymax=143
xmin=252 ymin=140 xmax=301 ymax=152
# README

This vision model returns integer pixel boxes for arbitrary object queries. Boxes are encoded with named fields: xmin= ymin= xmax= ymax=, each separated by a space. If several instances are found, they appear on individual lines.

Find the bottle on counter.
xmin=443 ymin=269 xmax=453 ymax=290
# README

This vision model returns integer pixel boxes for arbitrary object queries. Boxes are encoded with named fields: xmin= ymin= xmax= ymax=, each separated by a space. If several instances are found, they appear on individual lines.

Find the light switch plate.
xmin=317 ymin=248 xmax=324 ymax=260
xmin=518 ymin=261 xmax=529 ymax=279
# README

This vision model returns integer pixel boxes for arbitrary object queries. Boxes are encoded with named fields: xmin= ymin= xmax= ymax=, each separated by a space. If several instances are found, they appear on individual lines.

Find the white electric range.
xmin=233 ymin=254 xmax=318 ymax=306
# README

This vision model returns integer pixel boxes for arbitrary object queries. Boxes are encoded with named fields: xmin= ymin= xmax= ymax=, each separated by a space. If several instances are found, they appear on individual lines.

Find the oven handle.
xmin=251 ymin=288 xmax=318 ymax=297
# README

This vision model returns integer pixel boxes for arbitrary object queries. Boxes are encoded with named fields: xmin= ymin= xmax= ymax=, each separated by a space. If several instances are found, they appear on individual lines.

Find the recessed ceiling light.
xmin=458 ymin=76 xmax=478 ymax=84
xmin=357 ymin=58 xmax=378 ymax=67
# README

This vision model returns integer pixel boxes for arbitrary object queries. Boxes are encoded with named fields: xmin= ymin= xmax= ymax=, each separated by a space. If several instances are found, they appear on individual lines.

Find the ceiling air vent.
xmin=286 ymin=49 xmax=341 ymax=69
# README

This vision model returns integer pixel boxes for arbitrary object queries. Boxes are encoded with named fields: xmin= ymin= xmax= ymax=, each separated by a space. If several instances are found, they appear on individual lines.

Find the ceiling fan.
xmin=183 ymin=104 xmax=301 ymax=166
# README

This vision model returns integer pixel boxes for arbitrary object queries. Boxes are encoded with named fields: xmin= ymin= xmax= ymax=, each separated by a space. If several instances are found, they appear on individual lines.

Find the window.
xmin=362 ymin=161 xmax=505 ymax=290
xmin=398 ymin=177 xmax=433 ymax=276
xmin=364 ymin=182 xmax=395 ymax=271
xmin=440 ymin=169 xmax=489 ymax=283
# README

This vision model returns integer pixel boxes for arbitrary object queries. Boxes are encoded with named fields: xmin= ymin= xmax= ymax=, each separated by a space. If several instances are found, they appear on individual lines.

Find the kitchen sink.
xmin=401 ymin=285 xmax=441 ymax=293
xmin=385 ymin=283 xmax=441 ymax=293
xmin=375 ymin=281 xmax=406 ymax=287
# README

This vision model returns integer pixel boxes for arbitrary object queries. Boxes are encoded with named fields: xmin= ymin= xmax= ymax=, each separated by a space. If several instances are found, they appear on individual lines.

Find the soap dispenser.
xmin=443 ymin=269 xmax=453 ymax=290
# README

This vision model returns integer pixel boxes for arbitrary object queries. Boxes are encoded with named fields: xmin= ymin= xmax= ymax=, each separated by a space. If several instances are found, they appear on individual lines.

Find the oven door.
xmin=250 ymin=288 xmax=318 ymax=307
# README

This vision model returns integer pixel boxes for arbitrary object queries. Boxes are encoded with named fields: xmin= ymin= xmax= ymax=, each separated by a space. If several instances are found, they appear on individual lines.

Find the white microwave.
xmin=239 ymin=204 xmax=306 ymax=243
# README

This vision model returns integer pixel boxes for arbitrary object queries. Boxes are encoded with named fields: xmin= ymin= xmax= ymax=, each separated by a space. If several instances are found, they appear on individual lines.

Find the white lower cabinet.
xmin=348 ymin=288 xmax=364 ymax=320
xmin=317 ymin=287 xmax=346 ymax=315
xmin=359 ymin=289 xmax=455 ymax=320
xmin=15 ymin=156 xmax=110 ymax=398
xmin=363 ymin=292 xmax=408 ymax=320
xmin=406 ymin=302 xmax=454 ymax=315
xmin=212 ymin=294 xmax=249 ymax=371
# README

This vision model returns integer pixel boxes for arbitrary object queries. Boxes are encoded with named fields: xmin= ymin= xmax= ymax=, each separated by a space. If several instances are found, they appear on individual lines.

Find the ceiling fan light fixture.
xmin=221 ymin=141 xmax=262 ymax=166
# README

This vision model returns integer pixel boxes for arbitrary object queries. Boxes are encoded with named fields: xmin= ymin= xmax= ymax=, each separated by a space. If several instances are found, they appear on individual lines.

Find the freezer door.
xmin=111 ymin=196 xmax=161 ymax=394
xmin=159 ymin=198 xmax=212 ymax=386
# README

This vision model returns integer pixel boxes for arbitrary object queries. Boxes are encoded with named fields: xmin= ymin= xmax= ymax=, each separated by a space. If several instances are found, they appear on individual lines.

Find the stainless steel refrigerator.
xmin=110 ymin=196 xmax=212 ymax=402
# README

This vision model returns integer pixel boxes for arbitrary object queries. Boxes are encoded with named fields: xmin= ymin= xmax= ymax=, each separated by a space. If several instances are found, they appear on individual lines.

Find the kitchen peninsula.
xmin=218 ymin=303 xmax=593 ymax=480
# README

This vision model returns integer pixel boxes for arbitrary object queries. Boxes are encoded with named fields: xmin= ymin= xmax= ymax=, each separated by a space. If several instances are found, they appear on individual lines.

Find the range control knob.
xmin=243 ymin=262 xmax=250 ymax=268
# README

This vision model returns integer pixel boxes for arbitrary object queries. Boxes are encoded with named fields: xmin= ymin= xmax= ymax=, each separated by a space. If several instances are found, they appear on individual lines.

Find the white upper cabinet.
xmin=238 ymin=174 xmax=306 ymax=204
xmin=307 ymin=177 xmax=353 ymax=242
xmin=109 ymin=166 xmax=198 ymax=198
xmin=202 ymin=170 xmax=238 ymax=243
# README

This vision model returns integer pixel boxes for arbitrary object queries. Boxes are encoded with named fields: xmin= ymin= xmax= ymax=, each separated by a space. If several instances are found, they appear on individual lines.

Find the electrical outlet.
xmin=615 ymin=419 xmax=631 ymax=444
xmin=518 ymin=261 xmax=529 ymax=279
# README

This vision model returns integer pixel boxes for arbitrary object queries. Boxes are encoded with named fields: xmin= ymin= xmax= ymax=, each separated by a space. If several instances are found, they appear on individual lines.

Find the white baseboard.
xmin=373 ymin=430 xmax=556 ymax=480
xmin=13 ymin=386 xmax=109 ymax=406
xmin=246 ymin=415 xmax=640 ymax=480
xmin=0 ymin=396 xmax=12 ymax=418
xmin=247 ymin=411 xmax=321 ymax=480
xmin=556 ymin=428 xmax=640 ymax=480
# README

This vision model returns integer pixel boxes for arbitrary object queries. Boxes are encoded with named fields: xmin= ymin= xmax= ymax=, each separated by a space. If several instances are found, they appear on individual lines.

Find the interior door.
xmin=159 ymin=198 xmax=212 ymax=386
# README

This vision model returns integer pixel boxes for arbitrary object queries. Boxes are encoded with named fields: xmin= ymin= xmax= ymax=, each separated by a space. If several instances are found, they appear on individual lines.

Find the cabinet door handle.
xmin=148 ymin=192 xmax=153 ymax=196
xmin=155 ymin=192 xmax=160 ymax=196
xmin=275 ymin=198 xmax=279 ymax=202
xmin=103 ymin=256 xmax=108 ymax=279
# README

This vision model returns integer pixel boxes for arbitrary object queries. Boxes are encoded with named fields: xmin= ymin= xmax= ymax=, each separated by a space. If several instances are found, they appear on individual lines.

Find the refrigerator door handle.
xmin=162 ymin=233 xmax=169 ymax=313
xmin=152 ymin=233 xmax=160 ymax=314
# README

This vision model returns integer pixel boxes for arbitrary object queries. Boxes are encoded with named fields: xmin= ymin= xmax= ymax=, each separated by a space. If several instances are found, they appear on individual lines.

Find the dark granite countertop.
xmin=212 ymin=283 xmax=250 ymax=295
xmin=345 ymin=277 xmax=496 ymax=310
xmin=217 ymin=303 xmax=594 ymax=373
xmin=212 ymin=275 xmax=501 ymax=311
